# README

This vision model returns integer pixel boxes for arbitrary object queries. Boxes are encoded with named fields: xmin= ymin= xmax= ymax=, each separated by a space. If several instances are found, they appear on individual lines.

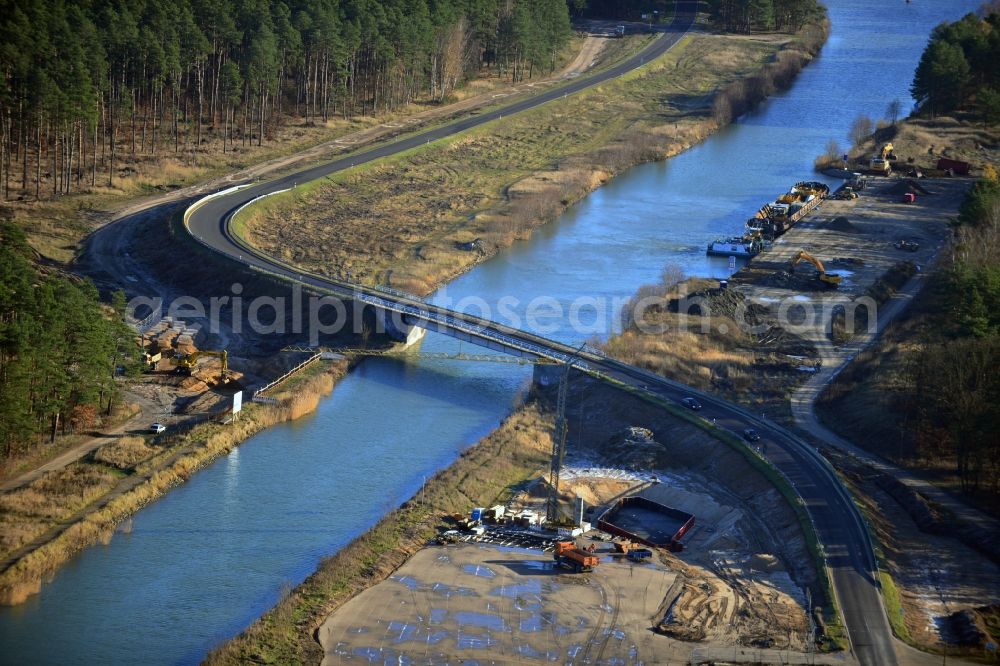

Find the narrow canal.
xmin=0 ymin=1 xmax=982 ymax=663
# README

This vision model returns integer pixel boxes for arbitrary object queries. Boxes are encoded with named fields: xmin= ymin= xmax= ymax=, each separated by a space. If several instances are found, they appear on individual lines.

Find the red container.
xmin=936 ymin=158 xmax=970 ymax=175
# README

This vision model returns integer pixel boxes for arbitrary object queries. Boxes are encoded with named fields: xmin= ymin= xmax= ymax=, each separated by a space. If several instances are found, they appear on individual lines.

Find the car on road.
xmin=743 ymin=428 xmax=760 ymax=442
xmin=149 ymin=423 xmax=166 ymax=434
xmin=681 ymin=397 xmax=702 ymax=410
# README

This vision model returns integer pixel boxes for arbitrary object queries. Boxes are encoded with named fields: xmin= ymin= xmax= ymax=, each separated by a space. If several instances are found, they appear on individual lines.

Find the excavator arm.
xmin=791 ymin=250 xmax=826 ymax=273
xmin=173 ymin=350 xmax=228 ymax=375
xmin=790 ymin=251 xmax=842 ymax=287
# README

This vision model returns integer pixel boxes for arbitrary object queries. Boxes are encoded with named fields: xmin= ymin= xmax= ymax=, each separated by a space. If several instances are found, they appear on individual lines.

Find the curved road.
xmin=183 ymin=5 xmax=896 ymax=664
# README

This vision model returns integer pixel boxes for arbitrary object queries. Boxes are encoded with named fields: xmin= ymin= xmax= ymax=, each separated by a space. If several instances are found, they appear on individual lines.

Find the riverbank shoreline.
xmin=0 ymin=360 xmax=348 ymax=606
xmin=238 ymin=21 xmax=830 ymax=297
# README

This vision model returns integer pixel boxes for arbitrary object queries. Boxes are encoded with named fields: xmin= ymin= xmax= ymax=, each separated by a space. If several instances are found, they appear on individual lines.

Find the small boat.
xmin=706 ymin=235 xmax=762 ymax=258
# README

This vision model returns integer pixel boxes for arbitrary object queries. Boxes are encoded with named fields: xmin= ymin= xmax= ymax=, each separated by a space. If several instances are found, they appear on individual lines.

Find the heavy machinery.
xmin=869 ymin=142 xmax=896 ymax=175
xmin=790 ymin=250 xmax=842 ymax=288
xmin=173 ymin=349 xmax=228 ymax=377
xmin=554 ymin=541 xmax=600 ymax=573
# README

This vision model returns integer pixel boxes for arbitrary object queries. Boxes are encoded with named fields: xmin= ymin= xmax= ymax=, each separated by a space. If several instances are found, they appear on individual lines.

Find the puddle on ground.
xmin=513 ymin=642 xmax=560 ymax=660
xmin=430 ymin=582 xmax=478 ymax=598
xmin=456 ymin=630 xmax=498 ymax=649
xmin=454 ymin=611 xmax=509 ymax=632
xmin=386 ymin=620 xmax=422 ymax=644
xmin=425 ymin=630 xmax=449 ymax=645
xmin=462 ymin=564 xmax=497 ymax=578
xmin=390 ymin=575 xmax=420 ymax=590
xmin=383 ymin=619 xmax=451 ymax=647
xmin=567 ymin=644 xmax=583 ymax=658
xmin=516 ymin=560 xmax=555 ymax=573
xmin=489 ymin=578 xmax=560 ymax=599
xmin=429 ymin=608 xmax=448 ymax=625
xmin=351 ymin=646 xmax=409 ymax=663
xmin=487 ymin=544 xmax=541 ymax=555
xmin=513 ymin=596 xmax=543 ymax=612
xmin=516 ymin=642 xmax=543 ymax=659
xmin=519 ymin=611 xmax=557 ymax=633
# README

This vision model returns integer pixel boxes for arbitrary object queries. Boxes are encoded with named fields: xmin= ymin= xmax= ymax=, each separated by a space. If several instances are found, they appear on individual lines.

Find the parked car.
xmin=149 ymin=423 xmax=166 ymax=434
xmin=742 ymin=428 xmax=761 ymax=442
xmin=681 ymin=397 xmax=702 ymax=410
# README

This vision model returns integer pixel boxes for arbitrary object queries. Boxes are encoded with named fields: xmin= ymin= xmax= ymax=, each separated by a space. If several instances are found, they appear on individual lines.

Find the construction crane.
xmin=173 ymin=350 xmax=228 ymax=376
xmin=546 ymin=342 xmax=588 ymax=523
xmin=790 ymin=250 xmax=842 ymax=288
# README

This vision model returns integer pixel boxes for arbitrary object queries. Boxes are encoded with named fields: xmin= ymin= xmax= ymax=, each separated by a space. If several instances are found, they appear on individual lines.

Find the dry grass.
xmin=815 ymin=111 xmax=1000 ymax=177
xmin=601 ymin=276 xmax=814 ymax=407
xmin=890 ymin=113 xmax=1000 ymax=170
xmin=93 ymin=436 xmax=159 ymax=471
xmin=0 ymin=465 xmax=119 ymax=523
xmin=204 ymin=402 xmax=552 ymax=665
xmin=0 ymin=361 xmax=347 ymax=606
xmin=0 ymin=464 xmax=121 ymax=565
xmin=271 ymin=368 xmax=338 ymax=420
xmin=0 ymin=515 xmax=54 ymax=561
xmin=241 ymin=28 xmax=824 ymax=295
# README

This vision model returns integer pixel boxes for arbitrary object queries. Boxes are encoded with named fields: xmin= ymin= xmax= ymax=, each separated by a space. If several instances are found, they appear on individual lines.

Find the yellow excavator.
xmin=869 ymin=142 xmax=896 ymax=175
xmin=790 ymin=250 xmax=842 ymax=288
xmin=173 ymin=350 xmax=228 ymax=377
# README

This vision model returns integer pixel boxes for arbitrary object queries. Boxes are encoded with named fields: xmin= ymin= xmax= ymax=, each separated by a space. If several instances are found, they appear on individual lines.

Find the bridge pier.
xmin=533 ymin=363 xmax=564 ymax=387
xmin=377 ymin=309 xmax=426 ymax=348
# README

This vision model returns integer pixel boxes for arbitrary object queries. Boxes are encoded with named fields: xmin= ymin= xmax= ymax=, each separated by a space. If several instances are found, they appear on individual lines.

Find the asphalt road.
xmin=182 ymin=4 xmax=896 ymax=663
xmin=185 ymin=2 xmax=697 ymax=254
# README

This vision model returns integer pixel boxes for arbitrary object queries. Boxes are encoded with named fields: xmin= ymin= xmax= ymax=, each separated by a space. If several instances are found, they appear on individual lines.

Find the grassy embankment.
xmin=5 ymin=34 xmax=597 ymax=264
xmin=0 ymin=360 xmax=345 ymax=606
xmin=602 ymin=272 xmax=820 ymax=411
xmin=205 ymin=402 xmax=553 ymax=665
xmin=235 ymin=22 xmax=828 ymax=295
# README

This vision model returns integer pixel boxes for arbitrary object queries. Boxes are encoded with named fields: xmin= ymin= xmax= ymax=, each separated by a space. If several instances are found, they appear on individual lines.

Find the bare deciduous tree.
xmin=886 ymin=98 xmax=902 ymax=126
xmin=848 ymin=114 xmax=874 ymax=146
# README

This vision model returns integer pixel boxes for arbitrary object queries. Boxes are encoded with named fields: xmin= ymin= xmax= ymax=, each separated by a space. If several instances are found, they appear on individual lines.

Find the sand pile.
xmin=826 ymin=216 xmax=859 ymax=233
xmin=887 ymin=179 xmax=932 ymax=196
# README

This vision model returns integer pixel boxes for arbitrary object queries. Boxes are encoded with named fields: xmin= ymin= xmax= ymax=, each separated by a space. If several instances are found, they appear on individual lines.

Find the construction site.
xmin=312 ymin=142 xmax=1000 ymax=664
xmin=317 ymin=372 xmax=824 ymax=664
xmin=124 ymin=316 xmax=246 ymax=428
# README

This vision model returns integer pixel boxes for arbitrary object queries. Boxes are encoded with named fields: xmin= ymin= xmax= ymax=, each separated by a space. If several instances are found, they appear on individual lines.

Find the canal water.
xmin=0 ymin=1 xmax=982 ymax=663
